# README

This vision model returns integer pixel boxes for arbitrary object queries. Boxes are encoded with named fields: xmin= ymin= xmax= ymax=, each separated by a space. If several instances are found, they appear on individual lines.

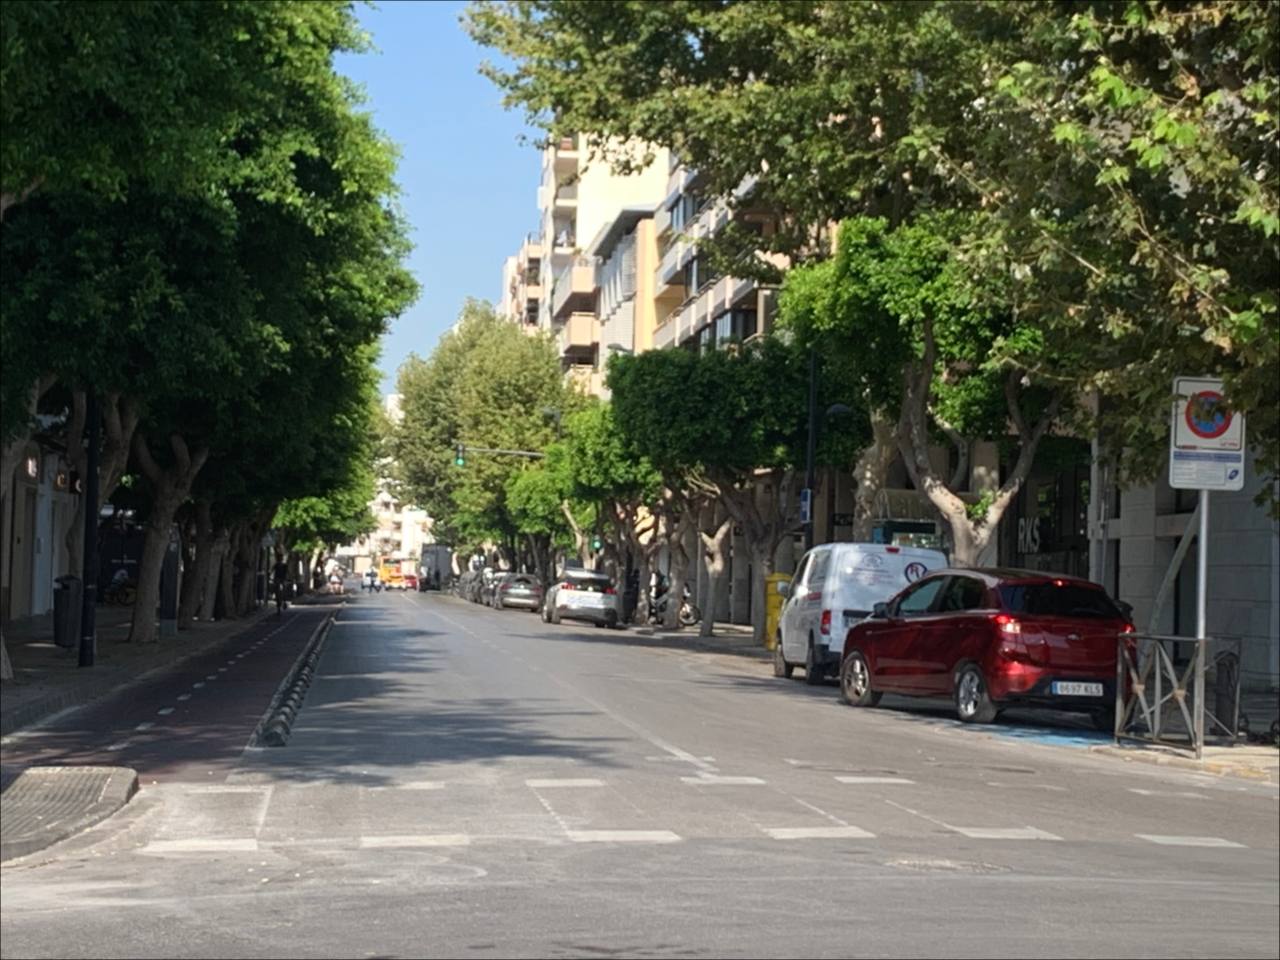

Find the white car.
xmin=542 ymin=569 xmax=620 ymax=627
xmin=775 ymin=542 xmax=948 ymax=684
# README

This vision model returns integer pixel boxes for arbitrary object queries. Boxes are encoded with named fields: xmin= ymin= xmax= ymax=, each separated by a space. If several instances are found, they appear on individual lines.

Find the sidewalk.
xmin=629 ymin=620 xmax=770 ymax=660
xmin=1 ymin=602 xmax=279 ymax=737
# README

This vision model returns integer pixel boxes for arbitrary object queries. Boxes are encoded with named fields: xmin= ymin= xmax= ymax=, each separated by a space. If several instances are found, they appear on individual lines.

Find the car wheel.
xmin=804 ymin=639 xmax=825 ymax=685
xmin=541 ymin=602 xmax=551 ymax=623
xmin=839 ymin=651 xmax=881 ymax=707
xmin=495 ymin=597 xmax=504 ymax=610
xmin=955 ymin=664 xmax=998 ymax=724
xmin=773 ymin=635 xmax=794 ymax=679
xmin=550 ymin=605 xmax=561 ymax=625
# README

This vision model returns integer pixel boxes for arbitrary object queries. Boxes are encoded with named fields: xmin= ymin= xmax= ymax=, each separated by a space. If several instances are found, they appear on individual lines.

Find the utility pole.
xmin=79 ymin=393 xmax=99 ymax=667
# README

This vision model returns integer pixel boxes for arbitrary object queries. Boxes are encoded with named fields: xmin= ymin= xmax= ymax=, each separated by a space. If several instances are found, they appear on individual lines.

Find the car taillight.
xmin=820 ymin=609 xmax=831 ymax=635
xmin=500 ymin=583 xmax=510 ymax=591
xmin=885 ymin=546 xmax=900 ymax=553
xmin=559 ymin=582 xmax=573 ymax=591
xmin=604 ymin=586 xmax=616 ymax=595
xmin=993 ymin=613 xmax=1021 ymax=635
xmin=1120 ymin=622 xmax=1134 ymax=633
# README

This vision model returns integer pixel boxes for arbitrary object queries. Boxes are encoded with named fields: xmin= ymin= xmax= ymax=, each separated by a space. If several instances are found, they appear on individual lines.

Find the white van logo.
xmin=861 ymin=554 xmax=884 ymax=568
xmin=903 ymin=562 xmax=928 ymax=582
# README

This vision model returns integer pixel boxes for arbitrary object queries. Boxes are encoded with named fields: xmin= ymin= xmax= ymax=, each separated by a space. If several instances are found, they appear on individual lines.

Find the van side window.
xmin=808 ymin=551 xmax=830 ymax=588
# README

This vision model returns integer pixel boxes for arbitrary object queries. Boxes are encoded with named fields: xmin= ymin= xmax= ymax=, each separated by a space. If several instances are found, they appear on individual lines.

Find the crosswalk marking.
xmin=836 ymin=776 xmax=915 ymax=785
xmin=680 ymin=775 xmax=766 ymax=785
xmin=1128 ymin=788 xmax=1208 ymax=800
xmin=526 ymin=778 xmax=605 ymax=788
xmin=567 ymin=830 xmax=681 ymax=844
xmin=950 ymin=826 xmax=1062 ymax=840
xmin=1136 ymin=834 xmax=1244 ymax=848
xmin=360 ymin=834 xmax=470 ymax=848
xmin=764 ymin=826 xmax=875 ymax=840
xmin=143 ymin=838 xmax=259 ymax=853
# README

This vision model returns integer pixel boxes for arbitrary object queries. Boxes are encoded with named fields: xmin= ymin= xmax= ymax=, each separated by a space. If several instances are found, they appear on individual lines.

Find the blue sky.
xmin=335 ymin=0 xmax=537 ymax=395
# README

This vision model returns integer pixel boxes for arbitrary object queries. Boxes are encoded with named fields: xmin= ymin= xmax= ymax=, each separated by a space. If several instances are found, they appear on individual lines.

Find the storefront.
xmin=1001 ymin=441 xmax=1092 ymax=578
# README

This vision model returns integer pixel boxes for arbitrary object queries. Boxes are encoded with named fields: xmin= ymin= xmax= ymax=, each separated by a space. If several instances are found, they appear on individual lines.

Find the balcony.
xmin=551 ymin=256 xmax=597 ymax=321
xmin=553 ymin=181 xmax=578 ymax=211
xmin=557 ymin=312 xmax=597 ymax=365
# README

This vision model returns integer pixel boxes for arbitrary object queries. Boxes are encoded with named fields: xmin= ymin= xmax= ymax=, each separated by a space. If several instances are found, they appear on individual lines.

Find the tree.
xmin=470 ymin=0 xmax=1279 ymax=502
xmin=608 ymin=339 xmax=863 ymax=640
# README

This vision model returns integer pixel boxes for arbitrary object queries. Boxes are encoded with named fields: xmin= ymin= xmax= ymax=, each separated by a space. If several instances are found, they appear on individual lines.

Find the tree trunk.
xmin=663 ymin=504 xmax=697 ymax=630
xmin=200 ymin=526 xmax=229 ymax=621
xmin=218 ymin=527 xmax=239 ymax=619
xmin=748 ymin=539 xmax=778 ymax=646
xmin=234 ymin=520 xmax=262 ymax=615
xmin=63 ymin=392 xmax=139 ymax=575
xmin=699 ymin=504 xmax=733 ymax=637
xmin=178 ymin=499 xmax=214 ymax=628
xmin=127 ymin=432 xmax=208 ymax=644
xmin=852 ymin=411 xmax=898 ymax=541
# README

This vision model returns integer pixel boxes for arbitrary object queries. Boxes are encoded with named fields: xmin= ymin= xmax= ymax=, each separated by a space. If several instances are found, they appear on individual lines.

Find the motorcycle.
xmin=647 ymin=578 xmax=701 ymax=627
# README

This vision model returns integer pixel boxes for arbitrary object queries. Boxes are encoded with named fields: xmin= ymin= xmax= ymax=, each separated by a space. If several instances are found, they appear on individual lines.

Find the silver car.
xmin=542 ymin=570 xmax=620 ymax=627
xmin=492 ymin=574 xmax=543 ymax=611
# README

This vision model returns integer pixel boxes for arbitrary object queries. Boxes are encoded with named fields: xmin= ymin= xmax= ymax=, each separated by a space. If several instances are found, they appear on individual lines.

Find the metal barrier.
xmin=1115 ymin=633 xmax=1244 ymax=759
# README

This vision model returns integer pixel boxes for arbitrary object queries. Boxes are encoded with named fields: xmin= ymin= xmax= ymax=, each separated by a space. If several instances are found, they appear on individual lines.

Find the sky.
xmin=334 ymin=1 xmax=538 ymax=396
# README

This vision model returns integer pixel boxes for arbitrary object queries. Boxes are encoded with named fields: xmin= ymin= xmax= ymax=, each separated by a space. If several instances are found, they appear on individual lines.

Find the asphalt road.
xmin=2 ymin=590 xmax=1277 ymax=959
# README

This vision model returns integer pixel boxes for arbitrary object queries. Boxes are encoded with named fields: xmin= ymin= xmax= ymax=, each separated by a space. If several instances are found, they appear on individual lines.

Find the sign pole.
xmin=1196 ymin=488 xmax=1209 ymax=642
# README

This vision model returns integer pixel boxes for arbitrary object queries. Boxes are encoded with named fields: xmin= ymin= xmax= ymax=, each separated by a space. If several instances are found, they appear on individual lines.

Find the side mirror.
xmin=777 ymin=581 xmax=791 ymax=597
xmin=872 ymin=601 xmax=889 ymax=619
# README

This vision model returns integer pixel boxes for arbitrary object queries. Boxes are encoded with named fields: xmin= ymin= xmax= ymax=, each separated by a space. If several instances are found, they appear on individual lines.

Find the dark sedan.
xmin=491 ymin=574 xmax=543 ymax=611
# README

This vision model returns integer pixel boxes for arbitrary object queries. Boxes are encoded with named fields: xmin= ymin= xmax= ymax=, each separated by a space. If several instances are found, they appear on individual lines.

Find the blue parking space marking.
xmin=983 ymin=725 xmax=1112 ymax=748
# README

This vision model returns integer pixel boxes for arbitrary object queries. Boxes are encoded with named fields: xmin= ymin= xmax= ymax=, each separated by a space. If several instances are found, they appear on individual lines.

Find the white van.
xmin=774 ymin=542 xmax=948 ymax=684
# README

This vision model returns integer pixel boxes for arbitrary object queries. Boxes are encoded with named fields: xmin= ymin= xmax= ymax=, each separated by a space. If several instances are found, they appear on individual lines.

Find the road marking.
xmin=105 ymin=740 xmax=130 ymax=752
xmin=192 ymin=682 xmax=205 ymax=689
xmin=217 ymin=667 xmax=228 ymax=673
xmin=950 ymin=827 xmax=1062 ymax=841
xmin=680 ymin=775 xmax=766 ymax=785
xmin=987 ymin=782 xmax=1068 ymax=791
xmin=836 ymin=776 xmax=915 ymax=785
xmin=1128 ymin=788 xmax=1209 ymax=800
xmin=135 ymin=722 xmax=155 ymax=731
xmin=567 ymin=830 xmax=681 ymax=844
xmin=206 ymin=675 xmax=217 ymax=680
xmin=176 ymin=694 xmax=192 ymax=701
xmin=526 ymin=778 xmax=605 ymax=788
xmin=765 ymin=826 xmax=875 ymax=840
xmin=143 ymin=838 xmax=259 ymax=853
xmin=399 ymin=781 xmax=445 ymax=790
xmin=1136 ymin=834 xmax=1244 ymax=848
xmin=360 ymin=834 xmax=470 ymax=848
xmin=157 ymin=707 xmax=175 ymax=716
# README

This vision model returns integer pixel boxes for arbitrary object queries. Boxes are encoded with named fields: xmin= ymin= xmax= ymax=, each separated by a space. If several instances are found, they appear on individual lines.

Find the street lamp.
xmin=802 ymin=345 xmax=853 ymax=552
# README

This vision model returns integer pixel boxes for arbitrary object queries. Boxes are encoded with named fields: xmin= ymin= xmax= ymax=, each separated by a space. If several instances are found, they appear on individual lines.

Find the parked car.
xmin=774 ymin=542 xmax=948 ymax=685
xmin=492 ymin=574 xmax=543 ymax=611
xmin=542 ymin=569 xmax=620 ymax=627
xmin=838 ymin=568 xmax=1134 ymax=729
xmin=402 ymin=573 xmax=418 ymax=591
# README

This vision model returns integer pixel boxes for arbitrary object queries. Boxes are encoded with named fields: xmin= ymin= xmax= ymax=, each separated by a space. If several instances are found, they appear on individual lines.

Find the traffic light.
xmin=454 ymin=443 xmax=465 ymax=467
xmin=590 ymin=535 xmax=603 ymax=551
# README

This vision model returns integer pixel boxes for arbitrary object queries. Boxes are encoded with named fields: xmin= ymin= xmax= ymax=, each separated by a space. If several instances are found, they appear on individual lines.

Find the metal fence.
xmin=1115 ymin=632 xmax=1246 ymax=759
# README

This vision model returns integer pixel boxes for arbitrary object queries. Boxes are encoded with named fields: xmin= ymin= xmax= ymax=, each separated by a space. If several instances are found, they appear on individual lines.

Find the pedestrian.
xmin=329 ymin=570 xmax=343 ymax=595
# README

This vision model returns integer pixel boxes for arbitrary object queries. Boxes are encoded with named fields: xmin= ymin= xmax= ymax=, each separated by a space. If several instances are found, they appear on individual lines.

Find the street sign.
xmin=799 ymin=488 xmax=812 ymax=525
xmin=1169 ymin=376 xmax=1245 ymax=491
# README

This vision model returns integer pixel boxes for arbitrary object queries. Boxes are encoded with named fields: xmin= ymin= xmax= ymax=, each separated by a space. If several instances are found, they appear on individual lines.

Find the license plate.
xmin=1052 ymin=681 xmax=1103 ymax=697
xmin=572 ymin=594 xmax=604 ymax=607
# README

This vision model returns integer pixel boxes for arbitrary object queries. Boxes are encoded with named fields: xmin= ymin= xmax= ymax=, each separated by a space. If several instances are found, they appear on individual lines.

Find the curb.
xmin=0 ymin=766 xmax=138 ymax=863
xmin=1089 ymin=744 xmax=1279 ymax=784
xmin=1 ymin=609 xmax=276 ymax=738
xmin=249 ymin=604 xmax=340 ymax=748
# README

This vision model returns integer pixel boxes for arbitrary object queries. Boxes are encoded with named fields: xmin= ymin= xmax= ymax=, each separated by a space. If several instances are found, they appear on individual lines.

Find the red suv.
xmin=839 ymin=568 xmax=1133 ymax=729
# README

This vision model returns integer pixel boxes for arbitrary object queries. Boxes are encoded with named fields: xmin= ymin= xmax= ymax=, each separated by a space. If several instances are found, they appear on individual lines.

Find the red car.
xmin=839 ymin=568 xmax=1133 ymax=729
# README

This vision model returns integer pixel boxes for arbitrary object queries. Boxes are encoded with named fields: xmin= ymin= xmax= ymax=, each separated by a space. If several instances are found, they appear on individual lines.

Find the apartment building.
xmin=499 ymin=233 xmax=542 ymax=333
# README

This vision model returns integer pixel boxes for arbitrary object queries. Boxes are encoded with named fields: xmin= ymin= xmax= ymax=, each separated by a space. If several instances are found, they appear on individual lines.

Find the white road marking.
xmin=192 ymin=682 xmax=205 ymax=689
xmin=567 ymin=830 xmax=681 ymax=844
xmin=176 ymin=694 xmax=192 ymax=701
xmin=987 ymin=782 xmax=1068 ymax=791
xmin=1137 ymin=834 xmax=1245 ymax=848
xmin=526 ymin=778 xmax=605 ymax=788
xmin=836 ymin=776 xmax=915 ymax=785
xmin=105 ymin=740 xmax=130 ymax=752
xmin=205 ymin=675 xmax=217 ymax=681
xmin=360 ymin=834 xmax=470 ymax=848
xmin=399 ymin=781 xmax=445 ymax=790
xmin=765 ymin=826 xmax=875 ymax=840
xmin=680 ymin=775 xmax=766 ymax=785
xmin=157 ymin=707 xmax=175 ymax=716
xmin=949 ymin=826 xmax=1062 ymax=841
xmin=134 ymin=722 xmax=155 ymax=732
xmin=1128 ymin=788 xmax=1209 ymax=799
xmin=143 ymin=838 xmax=259 ymax=853
xmin=217 ymin=667 xmax=228 ymax=673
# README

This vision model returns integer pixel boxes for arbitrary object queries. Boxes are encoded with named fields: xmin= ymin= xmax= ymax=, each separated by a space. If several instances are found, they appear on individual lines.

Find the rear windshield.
xmin=566 ymin=577 xmax=611 ymax=593
xmin=999 ymin=583 xmax=1122 ymax=619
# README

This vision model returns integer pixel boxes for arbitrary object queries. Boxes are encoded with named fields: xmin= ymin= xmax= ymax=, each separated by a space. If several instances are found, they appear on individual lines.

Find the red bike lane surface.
xmin=0 ymin=609 xmax=332 ymax=783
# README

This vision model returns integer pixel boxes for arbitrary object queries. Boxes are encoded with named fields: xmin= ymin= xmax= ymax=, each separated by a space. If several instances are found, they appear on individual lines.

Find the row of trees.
xmin=468 ymin=0 xmax=1279 ymax=569
xmin=1 ymin=2 xmax=416 ymax=674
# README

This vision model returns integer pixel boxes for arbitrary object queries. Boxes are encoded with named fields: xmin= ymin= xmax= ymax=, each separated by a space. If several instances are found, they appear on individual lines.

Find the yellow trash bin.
xmin=764 ymin=573 xmax=792 ymax=649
